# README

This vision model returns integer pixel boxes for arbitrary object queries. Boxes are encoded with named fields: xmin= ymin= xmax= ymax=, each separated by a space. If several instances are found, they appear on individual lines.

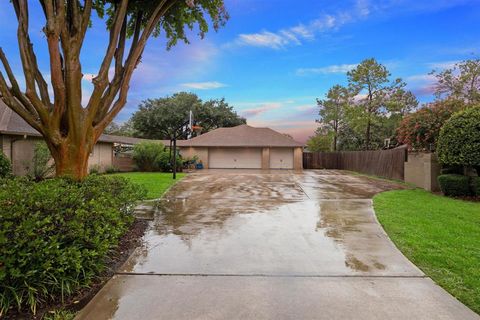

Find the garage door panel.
xmin=270 ymin=148 xmax=294 ymax=169
xmin=209 ymin=148 xmax=262 ymax=169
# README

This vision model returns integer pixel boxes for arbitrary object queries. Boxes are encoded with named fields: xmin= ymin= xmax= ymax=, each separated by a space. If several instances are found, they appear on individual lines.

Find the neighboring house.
xmin=178 ymin=124 xmax=304 ymax=170
xmin=1 ymin=101 xmax=304 ymax=173
xmin=0 ymin=101 xmax=164 ymax=175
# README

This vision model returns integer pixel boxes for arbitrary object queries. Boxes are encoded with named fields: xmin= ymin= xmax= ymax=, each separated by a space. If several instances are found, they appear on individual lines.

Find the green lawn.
xmin=112 ymin=172 xmax=186 ymax=199
xmin=374 ymin=189 xmax=480 ymax=314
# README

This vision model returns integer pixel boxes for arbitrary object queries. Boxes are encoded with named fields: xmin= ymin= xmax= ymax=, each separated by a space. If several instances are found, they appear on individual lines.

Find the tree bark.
xmin=48 ymin=130 xmax=95 ymax=179
xmin=365 ymin=117 xmax=371 ymax=150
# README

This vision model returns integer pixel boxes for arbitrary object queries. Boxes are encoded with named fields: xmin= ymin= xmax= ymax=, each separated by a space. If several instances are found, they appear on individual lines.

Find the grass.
xmin=374 ymin=189 xmax=480 ymax=314
xmin=112 ymin=172 xmax=186 ymax=199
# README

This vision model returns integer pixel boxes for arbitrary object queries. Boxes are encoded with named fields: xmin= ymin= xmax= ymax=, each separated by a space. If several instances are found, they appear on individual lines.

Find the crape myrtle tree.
xmin=0 ymin=0 xmax=228 ymax=180
xmin=430 ymin=57 xmax=480 ymax=104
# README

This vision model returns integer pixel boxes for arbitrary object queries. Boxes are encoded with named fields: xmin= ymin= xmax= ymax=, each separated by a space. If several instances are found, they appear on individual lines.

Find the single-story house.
xmin=0 ymin=100 xmax=166 ymax=175
xmin=178 ymin=124 xmax=304 ymax=170
xmin=1 ymin=100 xmax=304 ymax=174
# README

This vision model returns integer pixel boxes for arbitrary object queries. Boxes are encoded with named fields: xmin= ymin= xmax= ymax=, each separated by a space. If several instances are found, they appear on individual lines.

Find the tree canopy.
xmin=346 ymin=58 xmax=417 ymax=150
xmin=0 ymin=0 xmax=227 ymax=179
xmin=131 ymin=92 xmax=245 ymax=140
xmin=431 ymin=57 xmax=480 ymax=104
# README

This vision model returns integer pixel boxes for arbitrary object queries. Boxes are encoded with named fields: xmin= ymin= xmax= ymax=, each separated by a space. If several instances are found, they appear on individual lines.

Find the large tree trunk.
xmin=46 ymin=129 xmax=96 ymax=180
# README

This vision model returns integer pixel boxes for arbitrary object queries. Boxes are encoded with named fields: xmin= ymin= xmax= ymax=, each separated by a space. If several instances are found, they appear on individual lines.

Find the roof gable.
xmin=180 ymin=124 xmax=303 ymax=147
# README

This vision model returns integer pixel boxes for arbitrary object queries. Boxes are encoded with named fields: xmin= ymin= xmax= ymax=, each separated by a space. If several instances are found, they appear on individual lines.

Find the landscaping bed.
xmin=374 ymin=189 xmax=480 ymax=314
xmin=0 ymin=175 xmax=146 ymax=318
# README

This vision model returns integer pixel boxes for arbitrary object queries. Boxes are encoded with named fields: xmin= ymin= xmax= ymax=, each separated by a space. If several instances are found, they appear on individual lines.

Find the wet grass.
xmin=374 ymin=189 xmax=480 ymax=315
xmin=112 ymin=172 xmax=186 ymax=199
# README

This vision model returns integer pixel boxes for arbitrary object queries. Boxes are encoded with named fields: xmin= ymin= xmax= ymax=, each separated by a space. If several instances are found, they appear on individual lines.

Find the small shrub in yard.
xmin=133 ymin=141 xmax=165 ymax=171
xmin=27 ymin=142 xmax=54 ymax=181
xmin=105 ymin=165 xmax=120 ymax=174
xmin=0 ymin=151 xmax=12 ymax=178
xmin=438 ymin=174 xmax=471 ymax=197
xmin=89 ymin=164 xmax=101 ymax=174
xmin=0 ymin=175 xmax=146 ymax=316
xmin=132 ymin=142 xmax=182 ymax=172
xmin=0 ymin=152 xmax=11 ymax=178
xmin=472 ymin=176 xmax=480 ymax=196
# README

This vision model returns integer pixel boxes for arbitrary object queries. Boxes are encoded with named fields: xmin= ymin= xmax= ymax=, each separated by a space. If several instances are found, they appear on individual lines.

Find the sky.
xmin=0 ymin=0 xmax=479 ymax=142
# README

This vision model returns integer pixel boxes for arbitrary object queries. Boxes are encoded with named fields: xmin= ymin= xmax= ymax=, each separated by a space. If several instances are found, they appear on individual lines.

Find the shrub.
xmin=0 ymin=152 xmax=11 ymax=178
xmin=132 ymin=142 xmax=165 ymax=171
xmin=0 ymin=175 xmax=146 ymax=316
xmin=105 ymin=165 xmax=120 ymax=174
xmin=397 ymin=99 xmax=466 ymax=150
xmin=438 ymin=174 xmax=471 ymax=197
xmin=27 ymin=142 xmax=54 ymax=181
xmin=471 ymin=176 xmax=480 ymax=196
xmin=437 ymin=106 xmax=480 ymax=168
xmin=89 ymin=164 xmax=101 ymax=174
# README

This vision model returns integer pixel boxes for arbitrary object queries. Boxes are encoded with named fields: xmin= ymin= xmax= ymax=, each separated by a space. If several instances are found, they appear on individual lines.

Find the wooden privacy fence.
xmin=113 ymin=154 xmax=135 ymax=172
xmin=303 ymin=146 xmax=408 ymax=180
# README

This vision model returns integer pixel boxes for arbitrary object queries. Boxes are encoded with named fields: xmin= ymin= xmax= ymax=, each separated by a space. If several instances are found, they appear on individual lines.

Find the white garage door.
xmin=209 ymin=148 xmax=262 ymax=169
xmin=270 ymin=148 xmax=294 ymax=169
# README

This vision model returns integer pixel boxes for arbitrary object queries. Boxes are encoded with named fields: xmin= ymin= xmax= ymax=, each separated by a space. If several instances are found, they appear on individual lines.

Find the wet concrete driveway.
xmin=77 ymin=170 xmax=479 ymax=320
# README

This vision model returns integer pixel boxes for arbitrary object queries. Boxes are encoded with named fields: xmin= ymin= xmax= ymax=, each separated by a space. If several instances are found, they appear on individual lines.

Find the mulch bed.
xmin=5 ymin=219 xmax=149 ymax=320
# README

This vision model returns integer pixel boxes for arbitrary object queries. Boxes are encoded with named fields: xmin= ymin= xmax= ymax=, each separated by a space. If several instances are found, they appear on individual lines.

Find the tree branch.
xmin=86 ymin=0 xmax=129 ymax=114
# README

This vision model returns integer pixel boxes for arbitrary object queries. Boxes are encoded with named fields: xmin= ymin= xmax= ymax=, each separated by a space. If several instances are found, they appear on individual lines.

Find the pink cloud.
xmin=241 ymin=103 xmax=281 ymax=118
xmin=248 ymin=119 xmax=317 ymax=143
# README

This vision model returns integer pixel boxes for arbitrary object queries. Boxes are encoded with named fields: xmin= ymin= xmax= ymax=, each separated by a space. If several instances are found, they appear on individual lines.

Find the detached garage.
xmin=179 ymin=125 xmax=303 ymax=170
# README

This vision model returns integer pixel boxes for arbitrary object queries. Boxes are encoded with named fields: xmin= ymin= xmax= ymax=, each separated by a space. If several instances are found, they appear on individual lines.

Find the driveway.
xmin=77 ymin=170 xmax=478 ymax=319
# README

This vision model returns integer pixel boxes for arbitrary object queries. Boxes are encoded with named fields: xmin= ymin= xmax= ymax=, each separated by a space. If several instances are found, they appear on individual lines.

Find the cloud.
xmin=406 ymin=74 xmax=437 ymax=82
xmin=241 ymin=102 xmax=282 ymax=118
xmin=82 ymin=73 xmax=96 ymax=82
xmin=427 ymin=60 xmax=459 ymax=70
xmin=296 ymin=63 xmax=357 ymax=75
xmin=181 ymin=81 xmax=227 ymax=90
xmin=248 ymin=119 xmax=318 ymax=143
xmin=232 ymin=0 xmax=370 ymax=49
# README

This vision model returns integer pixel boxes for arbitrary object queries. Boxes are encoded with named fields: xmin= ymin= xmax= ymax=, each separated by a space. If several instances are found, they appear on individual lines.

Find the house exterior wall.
xmin=0 ymin=133 xmax=114 ymax=175
xmin=404 ymin=152 xmax=441 ymax=191
xmin=88 ymin=142 xmax=114 ymax=172
xmin=180 ymin=146 xmax=304 ymax=170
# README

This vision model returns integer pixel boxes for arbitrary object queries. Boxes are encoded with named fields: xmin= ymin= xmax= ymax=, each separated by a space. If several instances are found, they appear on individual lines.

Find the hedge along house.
xmin=0 ymin=100 xmax=158 ymax=175
xmin=179 ymin=124 xmax=304 ymax=170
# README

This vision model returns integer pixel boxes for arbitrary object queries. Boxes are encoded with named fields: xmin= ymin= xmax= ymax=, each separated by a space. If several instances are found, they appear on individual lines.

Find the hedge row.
xmin=438 ymin=174 xmax=480 ymax=197
xmin=0 ymin=175 xmax=146 ymax=316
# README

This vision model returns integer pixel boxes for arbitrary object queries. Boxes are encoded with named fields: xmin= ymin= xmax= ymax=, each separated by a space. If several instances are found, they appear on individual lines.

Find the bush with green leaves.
xmin=132 ymin=142 xmax=165 ymax=171
xmin=472 ymin=176 xmax=480 ymax=196
xmin=437 ymin=174 xmax=471 ymax=197
xmin=89 ymin=164 xmax=102 ymax=174
xmin=0 ymin=175 xmax=146 ymax=316
xmin=27 ymin=142 xmax=54 ymax=181
xmin=0 ymin=152 xmax=11 ymax=178
xmin=437 ymin=106 xmax=480 ymax=168
xmin=132 ymin=142 xmax=182 ymax=172
xmin=105 ymin=165 xmax=120 ymax=174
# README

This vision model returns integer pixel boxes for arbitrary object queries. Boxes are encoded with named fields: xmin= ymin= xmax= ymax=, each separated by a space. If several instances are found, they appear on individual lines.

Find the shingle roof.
xmin=0 ymin=100 xmax=170 ymax=145
xmin=180 ymin=124 xmax=304 ymax=147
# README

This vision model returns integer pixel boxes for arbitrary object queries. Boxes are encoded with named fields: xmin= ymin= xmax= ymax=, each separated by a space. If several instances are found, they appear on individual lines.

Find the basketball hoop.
xmin=192 ymin=125 xmax=202 ymax=132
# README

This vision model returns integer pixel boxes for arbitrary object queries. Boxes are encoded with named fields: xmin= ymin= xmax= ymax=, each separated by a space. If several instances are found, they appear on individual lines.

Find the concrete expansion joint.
xmin=113 ymin=272 xmax=428 ymax=279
